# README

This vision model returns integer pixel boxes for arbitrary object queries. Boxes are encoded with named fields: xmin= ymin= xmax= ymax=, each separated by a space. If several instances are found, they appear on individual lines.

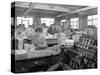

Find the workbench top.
xmin=12 ymin=45 xmax=61 ymax=61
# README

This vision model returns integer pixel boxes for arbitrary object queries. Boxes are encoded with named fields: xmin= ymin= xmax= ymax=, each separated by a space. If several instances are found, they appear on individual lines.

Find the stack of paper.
xmin=15 ymin=50 xmax=28 ymax=60
xmin=15 ymin=50 xmax=27 ymax=55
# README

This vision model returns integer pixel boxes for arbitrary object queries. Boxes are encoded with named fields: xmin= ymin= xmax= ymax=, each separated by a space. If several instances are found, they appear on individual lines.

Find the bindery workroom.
xmin=11 ymin=1 xmax=98 ymax=73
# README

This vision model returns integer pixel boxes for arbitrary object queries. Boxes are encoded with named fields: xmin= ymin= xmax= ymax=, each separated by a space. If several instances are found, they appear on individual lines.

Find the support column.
xmin=54 ymin=17 xmax=61 ymax=26
xmin=79 ymin=15 xmax=87 ymax=31
xmin=63 ymin=16 xmax=71 ymax=38
xmin=33 ymin=16 xmax=41 ymax=27
xmin=63 ymin=17 xmax=70 ymax=31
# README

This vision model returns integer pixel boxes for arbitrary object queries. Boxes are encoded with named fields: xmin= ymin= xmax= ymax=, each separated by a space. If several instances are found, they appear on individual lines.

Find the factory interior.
xmin=11 ymin=2 xmax=98 ymax=73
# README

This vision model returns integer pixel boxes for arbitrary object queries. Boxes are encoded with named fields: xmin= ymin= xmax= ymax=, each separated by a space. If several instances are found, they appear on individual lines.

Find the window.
xmin=61 ymin=19 xmax=66 ymax=26
xmin=87 ymin=15 xmax=98 ymax=27
xmin=41 ymin=18 xmax=54 ymax=27
xmin=17 ymin=16 xmax=33 ymax=27
xmin=70 ymin=18 xmax=79 ymax=29
xmin=17 ymin=17 xmax=22 ymax=25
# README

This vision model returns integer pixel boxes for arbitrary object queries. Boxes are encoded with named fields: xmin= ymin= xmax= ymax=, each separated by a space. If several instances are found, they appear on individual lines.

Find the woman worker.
xmin=33 ymin=27 xmax=47 ymax=50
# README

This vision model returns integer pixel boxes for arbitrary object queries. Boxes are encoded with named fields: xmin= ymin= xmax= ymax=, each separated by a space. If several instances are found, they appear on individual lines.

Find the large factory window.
xmin=70 ymin=18 xmax=79 ymax=29
xmin=17 ymin=16 xmax=33 ymax=27
xmin=61 ymin=19 xmax=66 ymax=26
xmin=87 ymin=15 xmax=98 ymax=27
xmin=41 ymin=18 xmax=54 ymax=27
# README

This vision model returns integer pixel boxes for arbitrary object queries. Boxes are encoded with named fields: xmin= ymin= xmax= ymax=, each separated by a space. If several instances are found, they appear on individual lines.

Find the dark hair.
xmin=42 ymin=23 xmax=47 ymax=28
xmin=35 ymin=27 xmax=43 ymax=33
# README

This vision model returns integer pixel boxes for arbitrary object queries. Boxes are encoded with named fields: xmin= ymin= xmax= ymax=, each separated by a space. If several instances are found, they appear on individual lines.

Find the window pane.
xmin=73 ymin=18 xmax=75 ymax=21
xmin=17 ymin=17 xmax=22 ymax=25
xmin=76 ymin=18 xmax=78 ymax=21
xmin=29 ymin=18 xmax=33 ymax=25
xmin=17 ymin=17 xmax=21 ymax=20
xmin=22 ymin=21 xmax=28 ymax=27
xmin=93 ymin=20 xmax=98 ymax=25
xmin=76 ymin=22 xmax=78 ymax=25
xmin=88 ymin=21 xmax=92 ymax=25
xmin=74 ymin=18 xmax=78 ymax=21
xmin=29 ymin=18 xmax=33 ymax=21
xmin=17 ymin=22 xmax=21 ymax=25
xmin=41 ymin=20 xmax=46 ymax=24
xmin=22 ymin=17 xmax=28 ymax=20
xmin=73 ymin=25 xmax=76 ymax=29
xmin=87 ymin=15 xmax=98 ymax=27
xmin=71 ymin=19 xmax=74 ymax=22
xmin=73 ymin=22 xmax=76 ymax=25
xmin=49 ymin=21 xmax=54 ymax=26
xmin=70 ymin=22 xmax=73 ymax=25
xmin=61 ymin=19 xmax=66 ymax=22
xmin=74 ymin=18 xmax=76 ymax=21
xmin=76 ymin=25 xmax=78 ymax=29
xmin=73 ymin=25 xmax=75 ymax=28
xmin=74 ymin=22 xmax=77 ymax=25
xmin=93 ymin=15 xmax=98 ymax=19
xmin=17 ymin=20 xmax=21 ymax=23
xmin=88 ymin=16 xmax=92 ymax=20
xmin=61 ymin=20 xmax=66 ymax=26
xmin=41 ymin=18 xmax=54 ymax=27
xmin=70 ymin=17 xmax=79 ymax=29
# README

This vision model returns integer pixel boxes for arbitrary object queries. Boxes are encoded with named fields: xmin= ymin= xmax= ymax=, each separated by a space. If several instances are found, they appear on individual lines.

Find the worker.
xmin=33 ymin=27 xmax=47 ymax=49
xmin=47 ymin=24 xmax=58 ymax=35
xmin=41 ymin=23 xmax=48 ymax=36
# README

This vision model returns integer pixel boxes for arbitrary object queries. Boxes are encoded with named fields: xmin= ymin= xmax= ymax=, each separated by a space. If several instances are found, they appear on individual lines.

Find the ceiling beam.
xmin=24 ymin=3 xmax=35 ymax=15
xmin=15 ymin=4 xmax=29 ymax=8
xmin=71 ymin=6 xmax=97 ymax=14
xmin=15 ymin=3 xmax=72 ymax=14
xmin=56 ymin=6 xmax=97 ymax=17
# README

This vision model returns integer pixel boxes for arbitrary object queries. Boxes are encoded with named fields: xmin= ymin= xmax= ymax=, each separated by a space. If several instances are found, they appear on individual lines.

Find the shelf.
xmin=77 ymin=46 xmax=95 ymax=53
xmin=81 ymin=34 xmax=97 ymax=40
xmin=78 ymin=42 xmax=97 ymax=48
xmin=64 ymin=47 xmax=95 ymax=63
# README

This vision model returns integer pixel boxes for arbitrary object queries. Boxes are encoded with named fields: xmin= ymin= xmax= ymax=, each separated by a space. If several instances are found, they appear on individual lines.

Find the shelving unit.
xmin=61 ymin=34 xmax=97 ymax=70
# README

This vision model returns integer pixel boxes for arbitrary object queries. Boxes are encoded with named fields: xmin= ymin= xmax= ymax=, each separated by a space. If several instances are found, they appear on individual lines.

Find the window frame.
xmin=70 ymin=17 xmax=79 ymax=29
xmin=61 ymin=19 xmax=66 ymax=26
xmin=17 ymin=16 xmax=33 ymax=27
xmin=41 ymin=18 xmax=54 ymax=27
xmin=87 ymin=15 xmax=98 ymax=27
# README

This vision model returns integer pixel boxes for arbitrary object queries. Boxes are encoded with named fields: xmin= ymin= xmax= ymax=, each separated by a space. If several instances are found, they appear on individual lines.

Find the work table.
xmin=11 ymin=45 xmax=61 ymax=73
xmin=12 ymin=45 xmax=61 ymax=61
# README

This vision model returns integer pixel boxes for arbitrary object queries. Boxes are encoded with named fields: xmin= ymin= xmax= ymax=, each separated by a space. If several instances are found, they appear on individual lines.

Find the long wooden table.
xmin=11 ymin=38 xmax=58 ymax=50
xmin=11 ymin=45 xmax=61 ymax=73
